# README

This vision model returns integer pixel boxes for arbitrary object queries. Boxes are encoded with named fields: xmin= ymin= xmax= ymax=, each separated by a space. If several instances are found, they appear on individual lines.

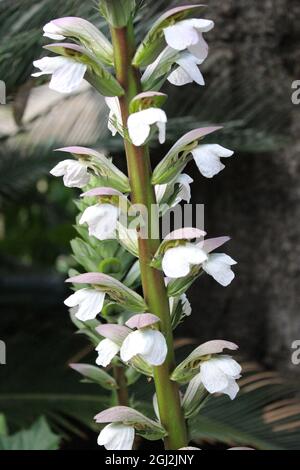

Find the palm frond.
xmin=189 ymin=362 xmax=300 ymax=450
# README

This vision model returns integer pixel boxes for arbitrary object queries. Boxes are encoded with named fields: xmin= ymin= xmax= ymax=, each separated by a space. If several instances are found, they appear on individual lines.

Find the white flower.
xmin=32 ymin=56 xmax=87 ymax=94
xmin=164 ymin=19 xmax=214 ymax=60
xmin=155 ymin=173 xmax=193 ymax=207
xmin=199 ymin=355 xmax=242 ymax=399
xmin=120 ymin=329 xmax=167 ymax=366
xmin=43 ymin=22 xmax=65 ymax=40
xmin=96 ymin=339 xmax=120 ymax=367
xmin=192 ymin=144 xmax=234 ymax=178
xmin=97 ymin=423 xmax=135 ymax=450
xmin=50 ymin=159 xmax=90 ymax=188
xmin=79 ymin=203 xmax=119 ymax=240
xmin=105 ymin=97 xmax=122 ymax=136
xmin=162 ymin=244 xmax=208 ymax=278
xmin=127 ymin=108 xmax=167 ymax=147
xmin=168 ymin=52 xmax=205 ymax=87
xmin=64 ymin=288 xmax=105 ymax=321
xmin=203 ymin=253 xmax=237 ymax=287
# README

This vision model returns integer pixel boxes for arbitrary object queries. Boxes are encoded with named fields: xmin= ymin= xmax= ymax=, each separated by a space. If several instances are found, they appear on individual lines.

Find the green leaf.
xmin=71 ymin=238 xmax=102 ymax=272
xmin=0 ymin=416 xmax=61 ymax=450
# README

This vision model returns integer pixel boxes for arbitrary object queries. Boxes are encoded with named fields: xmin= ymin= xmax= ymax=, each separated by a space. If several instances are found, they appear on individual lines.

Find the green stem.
xmin=110 ymin=24 xmax=188 ymax=449
xmin=113 ymin=365 xmax=129 ymax=406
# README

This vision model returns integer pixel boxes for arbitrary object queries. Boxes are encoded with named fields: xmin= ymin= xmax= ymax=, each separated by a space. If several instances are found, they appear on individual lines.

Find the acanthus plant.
xmin=33 ymin=2 xmax=243 ymax=450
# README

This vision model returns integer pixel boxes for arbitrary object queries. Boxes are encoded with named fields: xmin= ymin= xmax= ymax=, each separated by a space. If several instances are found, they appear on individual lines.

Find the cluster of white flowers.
xmin=34 ymin=8 xmax=244 ymax=451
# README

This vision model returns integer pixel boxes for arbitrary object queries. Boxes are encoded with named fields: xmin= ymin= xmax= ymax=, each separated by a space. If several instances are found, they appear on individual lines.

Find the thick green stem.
xmin=110 ymin=24 xmax=188 ymax=449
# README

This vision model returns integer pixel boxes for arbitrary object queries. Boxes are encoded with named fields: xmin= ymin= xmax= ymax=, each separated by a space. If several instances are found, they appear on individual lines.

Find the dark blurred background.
xmin=0 ymin=0 xmax=299 ymax=450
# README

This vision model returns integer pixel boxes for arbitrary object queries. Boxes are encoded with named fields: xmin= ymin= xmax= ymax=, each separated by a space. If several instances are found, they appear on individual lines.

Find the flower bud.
xmin=70 ymin=363 xmax=118 ymax=390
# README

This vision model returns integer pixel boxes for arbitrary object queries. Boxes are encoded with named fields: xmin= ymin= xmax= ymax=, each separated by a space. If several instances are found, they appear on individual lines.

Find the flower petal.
xmin=79 ymin=203 xmax=119 ymax=240
xmin=188 ymin=33 xmax=209 ymax=61
xmin=199 ymin=359 xmax=229 ymax=394
xmin=176 ymin=174 xmax=193 ymax=204
xmin=97 ymin=423 xmax=135 ymax=450
xmin=162 ymin=244 xmax=207 ymax=278
xmin=202 ymin=253 xmax=237 ymax=287
xmin=214 ymin=355 xmax=242 ymax=378
xmin=50 ymin=59 xmax=87 ymax=93
xmin=192 ymin=144 xmax=234 ymax=178
xmin=32 ymin=56 xmax=67 ymax=75
xmin=43 ymin=22 xmax=66 ymax=40
xmin=120 ymin=329 xmax=167 ymax=366
xmin=127 ymin=108 xmax=167 ymax=146
xmin=50 ymin=159 xmax=90 ymax=188
xmin=193 ymin=148 xmax=224 ymax=178
xmin=64 ymin=288 xmax=105 ymax=321
xmin=164 ymin=21 xmax=199 ymax=51
xmin=221 ymin=377 xmax=240 ymax=400
xmin=176 ymin=53 xmax=205 ymax=85
xmin=168 ymin=65 xmax=194 ymax=86
xmin=96 ymin=338 xmax=120 ymax=367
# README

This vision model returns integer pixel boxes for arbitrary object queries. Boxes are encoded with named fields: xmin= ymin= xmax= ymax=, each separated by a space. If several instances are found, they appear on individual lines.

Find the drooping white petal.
xmin=175 ymin=174 xmax=193 ymax=204
xmin=43 ymin=22 xmax=66 ymax=40
xmin=199 ymin=359 xmax=229 ymax=394
xmin=214 ymin=355 xmax=242 ymax=378
xmin=168 ymin=53 xmax=205 ymax=87
xmin=127 ymin=108 xmax=167 ymax=147
xmin=32 ymin=56 xmax=87 ymax=94
xmin=105 ymin=97 xmax=123 ymax=136
xmin=96 ymin=339 xmax=120 ymax=367
xmin=221 ymin=377 xmax=240 ymax=400
xmin=50 ymin=159 xmax=90 ymax=188
xmin=199 ymin=355 xmax=241 ymax=398
xmin=202 ymin=253 xmax=237 ymax=287
xmin=164 ymin=22 xmax=199 ymax=51
xmin=79 ymin=203 xmax=119 ymax=240
xmin=97 ymin=423 xmax=135 ymax=450
xmin=120 ymin=329 xmax=167 ymax=366
xmin=155 ymin=173 xmax=193 ymax=208
xmin=64 ymin=288 xmax=105 ymax=321
xmin=162 ymin=244 xmax=208 ymax=278
xmin=192 ymin=144 xmax=234 ymax=178
xmin=163 ymin=18 xmax=214 ymax=53
xmin=32 ymin=56 xmax=66 ymax=76
xmin=188 ymin=33 xmax=209 ymax=61
xmin=50 ymin=60 xmax=87 ymax=93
